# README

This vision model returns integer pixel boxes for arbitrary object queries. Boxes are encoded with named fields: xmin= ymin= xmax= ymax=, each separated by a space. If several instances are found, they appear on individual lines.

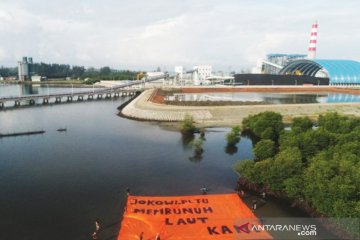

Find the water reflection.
xmin=180 ymin=132 xmax=195 ymax=149
xmin=262 ymin=94 xmax=319 ymax=104
xmin=225 ymin=144 xmax=238 ymax=155
xmin=21 ymin=84 xmax=39 ymax=95
xmin=0 ymin=84 xmax=94 ymax=98
xmin=241 ymin=129 xmax=260 ymax=146
xmin=0 ymin=85 xmax=316 ymax=240
xmin=199 ymin=129 xmax=206 ymax=141
xmin=168 ymin=92 xmax=360 ymax=104
xmin=180 ymin=133 xmax=206 ymax=162
xmin=188 ymin=137 xmax=204 ymax=162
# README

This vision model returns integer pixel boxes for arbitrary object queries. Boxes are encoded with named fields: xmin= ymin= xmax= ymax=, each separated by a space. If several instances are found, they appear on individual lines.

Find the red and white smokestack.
xmin=308 ymin=21 xmax=318 ymax=59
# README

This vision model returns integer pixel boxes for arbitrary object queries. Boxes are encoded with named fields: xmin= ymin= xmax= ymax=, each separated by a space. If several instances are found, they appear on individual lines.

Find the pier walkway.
xmin=0 ymin=74 xmax=167 ymax=109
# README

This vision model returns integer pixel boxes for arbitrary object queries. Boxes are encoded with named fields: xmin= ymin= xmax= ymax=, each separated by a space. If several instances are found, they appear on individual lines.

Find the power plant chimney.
xmin=307 ymin=21 xmax=318 ymax=59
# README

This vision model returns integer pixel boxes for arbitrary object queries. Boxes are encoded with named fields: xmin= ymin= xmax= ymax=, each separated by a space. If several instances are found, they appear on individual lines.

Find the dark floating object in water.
xmin=0 ymin=130 xmax=45 ymax=138
xmin=57 ymin=128 xmax=67 ymax=132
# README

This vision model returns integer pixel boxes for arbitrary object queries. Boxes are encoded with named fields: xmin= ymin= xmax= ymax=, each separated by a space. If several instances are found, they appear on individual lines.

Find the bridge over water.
xmin=0 ymin=74 xmax=168 ymax=109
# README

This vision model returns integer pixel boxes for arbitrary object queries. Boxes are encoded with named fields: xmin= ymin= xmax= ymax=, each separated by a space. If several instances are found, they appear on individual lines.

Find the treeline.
xmin=234 ymin=112 xmax=360 ymax=237
xmin=33 ymin=63 xmax=137 ymax=80
xmin=0 ymin=63 xmax=138 ymax=81
xmin=0 ymin=66 xmax=17 ymax=77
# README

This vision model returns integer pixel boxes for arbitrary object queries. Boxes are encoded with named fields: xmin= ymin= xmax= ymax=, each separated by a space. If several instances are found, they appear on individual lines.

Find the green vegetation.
xmin=33 ymin=63 xmax=137 ymax=80
xmin=291 ymin=116 xmax=313 ymax=133
xmin=226 ymin=126 xmax=241 ymax=145
xmin=189 ymin=137 xmax=204 ymax=162
xmin=0 ymin=63 xmax=138 ymax=81
xmin=192 ymin=137 xmax=204 ymax=153
xmin=253 ymin=139 xmax=276 ymax=160
xmin=180 ymin=115 xmax=204 ymax=161
xmin=181 ymin=115 xmax=197 ymax=134
xmin=242 ymin=111 xmax=284 ymax=141
xmin=224 ymin=126 xmax=241 ymax=155
xmin=83 ymin=78 xmax=101 ymax=85
xmin=0 ymin=66 xmax=17 ymax=77
xmin=82 ymin=67 xmax=137 ymax=81
xmin=235 ymin=112 xmax=360 ymax=237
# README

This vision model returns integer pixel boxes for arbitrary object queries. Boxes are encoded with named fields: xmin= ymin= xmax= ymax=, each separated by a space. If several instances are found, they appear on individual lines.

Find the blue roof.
xmin=313 ymin=60 xmax=360 ymax=84
xmin=280 ymin=59 xmax=360 ymax=84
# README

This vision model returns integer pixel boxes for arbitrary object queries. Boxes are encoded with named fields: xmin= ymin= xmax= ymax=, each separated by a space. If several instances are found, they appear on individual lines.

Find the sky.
xmin=0 ymin=0 xmax=359 ymax=71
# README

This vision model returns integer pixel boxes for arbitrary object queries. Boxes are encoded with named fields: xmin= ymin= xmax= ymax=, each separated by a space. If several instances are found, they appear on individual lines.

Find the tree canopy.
xmin=235 ymin=112 xmax=360 ymax=237
xmin=0 ymin=66 xmax=17 ymax=77
xmin=226 ymin=126 xmax=241 ymax=146
xmin=0 ymin=62 xmax=138 ymax=81
xmin=253 ymin=139 xmax=276 ymax=161
xmin=242 ymin=111 xmax=284 ymax=141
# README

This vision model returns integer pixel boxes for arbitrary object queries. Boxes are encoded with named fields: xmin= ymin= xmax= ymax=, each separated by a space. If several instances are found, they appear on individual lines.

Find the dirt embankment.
xmin=120 ymin=87 xmax=360 ymax=128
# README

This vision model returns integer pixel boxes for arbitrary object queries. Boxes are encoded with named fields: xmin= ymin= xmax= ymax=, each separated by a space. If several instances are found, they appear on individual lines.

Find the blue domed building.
xmin=279 ymin=59 xmax=360 ymax=85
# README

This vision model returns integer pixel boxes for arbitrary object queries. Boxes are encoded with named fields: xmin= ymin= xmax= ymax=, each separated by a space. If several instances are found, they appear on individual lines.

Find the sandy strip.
xmin=121 ymin=89 xmax=360 ymax=127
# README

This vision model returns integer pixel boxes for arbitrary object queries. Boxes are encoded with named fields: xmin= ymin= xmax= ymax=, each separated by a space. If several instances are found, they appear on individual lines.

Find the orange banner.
xmin=117 ymin=193 xmax=272 ymax=240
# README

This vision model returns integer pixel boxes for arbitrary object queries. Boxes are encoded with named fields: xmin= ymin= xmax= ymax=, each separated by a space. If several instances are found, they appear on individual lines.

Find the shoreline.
xmin=120 ymin=88 xmax=360 ymax=128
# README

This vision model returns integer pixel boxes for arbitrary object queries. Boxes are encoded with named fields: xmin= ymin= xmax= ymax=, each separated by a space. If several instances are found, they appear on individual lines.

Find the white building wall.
xmin=18 ymin=61 xmax=23 ymax=80
xmin=251 ymin=59 xmax=263 ymax=74
xmin=174 ymin=66 xmax=183 ymax=79
xmin=31 ymin=75 xmax=42 ymax=82
xmin=193 ymin=65 xmax=212 ymax=85
xmin=18 ymin=61 xmax=29 ymax=81
xmin=147 ymin=71 xmax=164 ymax=78
xmin=146 ymin=71 xmax=165 ymax=84
xmin=17 ymin=58 xmax=30 ymax=81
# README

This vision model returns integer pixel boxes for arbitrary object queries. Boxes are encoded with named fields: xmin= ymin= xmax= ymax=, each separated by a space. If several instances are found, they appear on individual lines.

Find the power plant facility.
xmin=238 ymin=21 xmax=360 ymax=86
xmin=18 ymin=57 xmax=34 ymax=81
xmin=173 ymin=65 xmax=233 ymax=86
xmin=10 ymin=22 xmax=360 ymax=86
xmin=307 ymin=22 xmax=318 ymax=60
xmin=255 ymin=54 xmax=307 ymax=75
xmin=192 ymin=65 xmax=212 ymax=85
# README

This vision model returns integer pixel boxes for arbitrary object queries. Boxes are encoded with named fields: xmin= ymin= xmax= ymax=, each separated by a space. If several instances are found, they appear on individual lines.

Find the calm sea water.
xmin=0 ymin=85 xmax=334 ymax=240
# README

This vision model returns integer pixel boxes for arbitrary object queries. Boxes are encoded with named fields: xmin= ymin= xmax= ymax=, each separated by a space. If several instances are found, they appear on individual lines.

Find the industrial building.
xmin=17 ymin=57 xmax=33 ymax=81
xmin=31 ymin=75 xmax=42 ymax=82
xmin=254 ymin=22 xmax=318 ymax=75
xmin=173 ymin=65 xmax=213 ymax=85
xmin=236 ymin=59 xmax=360 ymax=86
xmin=193 ymin=65 xmax=212 ymax=85
xmin=174 ymin=66 xmax=183 ymax=80
xmin=259 ymin=54 xmax=307 ymax=74
xmin=280 ymin=59 xmax=360 ymax=85
xmin=233 ymin=74 xmax=329 ymax=86
xmin=243 ymin=21 xmax=360 ymax=86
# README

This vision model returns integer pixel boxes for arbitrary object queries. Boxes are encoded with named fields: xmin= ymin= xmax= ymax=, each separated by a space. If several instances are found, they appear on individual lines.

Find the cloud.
xmin=0 ymin=0 xmax=359 ymax=71
xmin=0 ymin=47 xmax=7 ymax=61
